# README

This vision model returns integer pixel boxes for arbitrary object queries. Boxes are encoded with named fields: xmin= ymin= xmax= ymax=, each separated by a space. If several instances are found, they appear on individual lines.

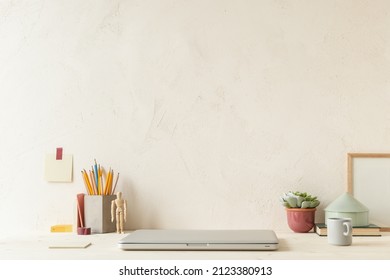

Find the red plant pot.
xmin=286 ymin=208 xmax=316 ymax=233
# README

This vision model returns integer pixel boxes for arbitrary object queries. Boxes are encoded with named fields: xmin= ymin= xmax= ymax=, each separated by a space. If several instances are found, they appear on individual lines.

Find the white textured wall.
xmin=1 ymin=0 xmax=389 ymax=235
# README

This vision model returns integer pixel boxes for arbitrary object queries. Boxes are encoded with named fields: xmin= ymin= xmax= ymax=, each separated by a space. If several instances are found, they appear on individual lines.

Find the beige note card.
xmin=48 ymin=241 xmax=91 ymax=249
xmin=44 ymin=154 xmax=73 ymax=182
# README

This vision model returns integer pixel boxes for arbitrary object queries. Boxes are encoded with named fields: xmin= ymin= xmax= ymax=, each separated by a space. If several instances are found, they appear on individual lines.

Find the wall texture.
xmin=1 ymin=0 xmax=389 ymax=235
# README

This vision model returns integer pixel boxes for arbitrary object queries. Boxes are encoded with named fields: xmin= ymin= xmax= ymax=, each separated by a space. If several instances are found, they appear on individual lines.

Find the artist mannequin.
xmin=111 ymin=192 xmax=127 ymax=234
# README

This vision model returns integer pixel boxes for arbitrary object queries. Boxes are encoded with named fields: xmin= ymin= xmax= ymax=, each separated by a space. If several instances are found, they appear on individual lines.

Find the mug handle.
xmin=343 ymin=222 xmax=351 ymax=236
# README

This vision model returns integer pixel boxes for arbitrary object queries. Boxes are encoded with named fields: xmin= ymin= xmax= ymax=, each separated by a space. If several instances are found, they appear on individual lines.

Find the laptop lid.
xmin=118 ymin=229 xmax=279 ymax=251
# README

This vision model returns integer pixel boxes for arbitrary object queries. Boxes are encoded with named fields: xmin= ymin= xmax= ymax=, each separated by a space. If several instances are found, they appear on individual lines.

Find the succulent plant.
xmin=280 ymin=191 xmax=320 ymax=208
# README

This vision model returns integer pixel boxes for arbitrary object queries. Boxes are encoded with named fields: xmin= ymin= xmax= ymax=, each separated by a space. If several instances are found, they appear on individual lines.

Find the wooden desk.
xmin=1 ymin=231 xmax=389 ymax=260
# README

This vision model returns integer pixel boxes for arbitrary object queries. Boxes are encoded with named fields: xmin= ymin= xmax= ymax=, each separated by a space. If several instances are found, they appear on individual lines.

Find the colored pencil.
xmin=94 ymin=159 xmax=98 ymax=193
xmin=89 ymin=170 xmax=96 ymax=195
xmin=83 ymin=169 xmax=93 ymax=194
xmin=77 ymin=199 xmax=84 ymax=228
xmin=82 ymin=160 xmax=119 ymax=196
xmin=104 ymin=168 xmax=110 ymax=195
xmin=111 ymin=172 xmax=120 ymax=195
xmin=98 ymin=165 xmax=102 ymax=195
xmin=81 ymin=171 xmax=92 ymax=195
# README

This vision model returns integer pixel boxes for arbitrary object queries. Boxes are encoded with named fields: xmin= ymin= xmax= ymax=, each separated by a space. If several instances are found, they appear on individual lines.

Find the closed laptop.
xmin=118 ymin=229 xmax=279 ymax=251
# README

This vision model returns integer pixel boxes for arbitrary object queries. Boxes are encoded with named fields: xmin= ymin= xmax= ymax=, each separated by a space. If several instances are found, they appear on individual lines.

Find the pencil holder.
xmin=84 ymin=195 xmax=116 ymax=233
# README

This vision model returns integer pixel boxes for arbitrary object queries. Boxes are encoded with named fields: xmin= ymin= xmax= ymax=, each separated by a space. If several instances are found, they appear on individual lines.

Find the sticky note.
xmin=44 ymin=154 xmax=73 ymax=182
xmin=51 ymin=224 xmax=73 ymax=232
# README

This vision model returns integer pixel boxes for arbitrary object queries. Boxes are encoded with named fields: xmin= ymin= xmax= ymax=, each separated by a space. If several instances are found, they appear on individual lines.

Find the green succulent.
xmin=280 ymin=191 xmax=320 ymax=208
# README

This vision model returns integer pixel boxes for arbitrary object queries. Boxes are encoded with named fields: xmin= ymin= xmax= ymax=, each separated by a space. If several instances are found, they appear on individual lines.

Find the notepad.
xmin=48 ymin=241 xmax=91 ymax=249
xmin=44 ymin=153 xmax=73 ymax=182
xmin=50 ymin=224 xmax=73 ymax=232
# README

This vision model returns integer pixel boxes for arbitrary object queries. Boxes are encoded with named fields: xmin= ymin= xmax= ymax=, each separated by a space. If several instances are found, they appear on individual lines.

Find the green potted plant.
xmin=280 ymin=191 xmax=320 ymax=233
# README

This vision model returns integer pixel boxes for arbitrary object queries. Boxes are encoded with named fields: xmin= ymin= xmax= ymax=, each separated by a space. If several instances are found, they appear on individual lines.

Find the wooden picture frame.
xmin=347 ymin=153 xmax=390 ymax=231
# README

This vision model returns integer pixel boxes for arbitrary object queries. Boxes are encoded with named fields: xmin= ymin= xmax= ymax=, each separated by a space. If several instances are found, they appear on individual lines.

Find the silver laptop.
xmin=118 ymin=229 xmax=278 ymax=251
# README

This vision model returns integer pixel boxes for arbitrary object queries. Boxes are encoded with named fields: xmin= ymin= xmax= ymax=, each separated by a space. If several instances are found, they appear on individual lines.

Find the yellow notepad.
xmin=50 ymin=224 xmax=73 ymax=232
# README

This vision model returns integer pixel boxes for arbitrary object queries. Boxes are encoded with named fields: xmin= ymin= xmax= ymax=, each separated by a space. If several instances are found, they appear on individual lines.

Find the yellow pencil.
xmin=91 ymin=169 xmax=97 ymax=194
xmin=103 ymin=167 xmax=108 ymax=195
xmin=108 ymin=169 xmax=113 ymax=195
xmin=81 ymin=171 xmax=92 ymax=195
xmin=81 ymin=171 xmax=89 ymax=194
xmin=103 ymin=168 xmax=110 ymax=195
xmin=98 ymin=165 xmax=102 ymax=195
xmin=103 ymin=170 xmax=107 ymax=195
xmin=84 ymin=169 xmax=93 ymax=195
xmin=109 ymin=169 xmax=114 ymax=194
xmin=89 ymin=170 xmax=97 ymax=195
xmin=107 ymin=169 xmax=113 ymax=195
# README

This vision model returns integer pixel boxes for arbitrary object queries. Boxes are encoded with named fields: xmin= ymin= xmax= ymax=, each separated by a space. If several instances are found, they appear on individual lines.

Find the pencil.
xmin=84 ymin=169 xmax=94 ymax=195
xmin=107 ymin=169 xmax=113 ymax=195
xmin=81 ymin=171 xmax=92 ymax=195
xmin=81 ymin=171 xmax=88 ymax=194
xmin=77 ymin=199 xmax=84 ymax=228
xmin=100 ymin=167 xmax=105 ymax=194
xmin=94 ymin=159 xmax=98 ymax=193
xmin=91 ymin=169 xmax=97 ymax=194
xmin=89 ymin=170 xmax=97 ymax=195
xmin=103 ymin=168 xmax=110 ymax=195
xmin=98 ymin=165 xmax=102 ymax=195
xmin=111 ymin=172 xmax=120 ymax=195
xmin=108 ymin=169 xmax=113 ymax=195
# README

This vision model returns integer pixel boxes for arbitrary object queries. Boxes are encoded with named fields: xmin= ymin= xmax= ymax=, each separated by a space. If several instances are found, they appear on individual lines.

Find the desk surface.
xmin=1 ymin=231 xmax=389 ymax=260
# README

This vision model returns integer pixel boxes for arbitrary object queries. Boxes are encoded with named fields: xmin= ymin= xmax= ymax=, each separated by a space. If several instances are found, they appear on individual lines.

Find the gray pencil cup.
xmin=84 ymin=195 xmax=116 ymax=233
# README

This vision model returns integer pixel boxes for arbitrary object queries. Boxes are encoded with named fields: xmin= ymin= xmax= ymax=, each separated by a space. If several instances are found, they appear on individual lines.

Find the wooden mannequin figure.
xmin=111 ymin=192 xmax=127 ymax=234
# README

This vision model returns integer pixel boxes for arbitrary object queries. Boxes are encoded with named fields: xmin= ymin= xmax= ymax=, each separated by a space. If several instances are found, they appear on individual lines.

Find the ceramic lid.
xmin=325 ymin=192 xmax=369 ymax=213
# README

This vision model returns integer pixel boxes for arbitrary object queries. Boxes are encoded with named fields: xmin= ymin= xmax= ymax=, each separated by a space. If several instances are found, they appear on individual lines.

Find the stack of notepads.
xmin=314 ymin=223 xmax=381 ymax=236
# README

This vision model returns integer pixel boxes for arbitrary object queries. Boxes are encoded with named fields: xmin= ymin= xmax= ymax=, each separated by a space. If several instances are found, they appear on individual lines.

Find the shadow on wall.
xmin=121 ymin=180 xmax=162 ymax=230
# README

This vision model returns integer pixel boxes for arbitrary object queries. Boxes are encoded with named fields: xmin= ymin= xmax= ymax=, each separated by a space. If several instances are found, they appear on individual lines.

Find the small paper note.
xmin=50 ymin=224 xmax=73 ymax=232
xmin=48 ymin=242 xmax=91 ymax=249
xmin=44 ymin=154 xmax=73 ymax=182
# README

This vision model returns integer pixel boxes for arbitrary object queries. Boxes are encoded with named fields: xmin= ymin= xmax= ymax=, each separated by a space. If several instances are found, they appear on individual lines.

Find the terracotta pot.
xmin=286 ymin=208 xmax=316 ymax=233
